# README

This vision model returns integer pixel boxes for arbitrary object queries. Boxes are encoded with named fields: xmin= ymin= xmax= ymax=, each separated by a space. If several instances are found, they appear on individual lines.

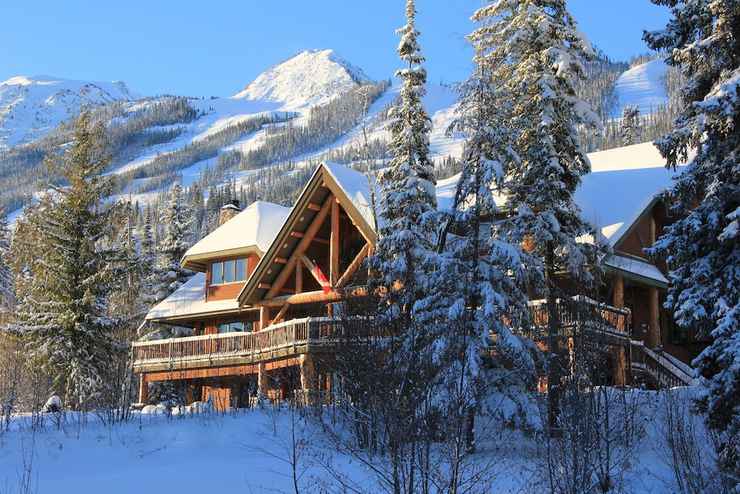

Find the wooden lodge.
xmin=133 ymin=143 xmax=703 ymax=410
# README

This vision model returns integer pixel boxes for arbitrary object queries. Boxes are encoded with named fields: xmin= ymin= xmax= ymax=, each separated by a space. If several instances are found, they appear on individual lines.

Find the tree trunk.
xmin=546 ymin=241 xmax=562 ymax=437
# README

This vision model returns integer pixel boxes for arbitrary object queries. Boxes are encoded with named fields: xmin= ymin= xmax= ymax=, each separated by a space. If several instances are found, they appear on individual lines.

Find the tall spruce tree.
xmin=364 ymin=0 xmax=440 ymax=485
xmin=429 ymin=27 xmax=538 ymax=454
xmin=9 ymin=113 xmax=123 ymax=409
xmin=372 ymin=0 xmax=437 ymax=318
xmin=620 ymin=105 xmax=642 ymax=145
xmin=644 ymin=1 xmax=739 ymax=484
xmin=474 ymin=0 xmax=600 ymax=433
xmin=149 ymin=183 xmax=193 ymax=305
xmin=0 ymin=207 xmax=13 ymax=311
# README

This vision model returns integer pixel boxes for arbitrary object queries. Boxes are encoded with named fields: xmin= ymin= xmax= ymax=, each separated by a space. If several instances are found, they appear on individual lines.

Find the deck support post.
xmin=613 ymin=275 xmax=624 ymax=309
xmin=138 ymin=374 xmax=148 ymax=405
xmin=613 ymin=347 xmax=629 ymax=386
xmin=300 ymin=354 xmax=317 ymax=404
xmin=648 ymin=287 xmax=661 ymax=348
xmin=257 ymin=363 xmax=268 ymax=398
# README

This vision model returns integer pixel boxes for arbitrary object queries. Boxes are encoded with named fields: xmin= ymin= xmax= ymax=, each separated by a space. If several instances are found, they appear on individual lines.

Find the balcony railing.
xmin=132 ymin=317 xmax=343 ymax=372
xmin=630 ymin=341 xmax=697 ymax=388
xmin=527 ymin=295 xmax=631 ymax=339
xmin=133 ymin=298 xmax=632 ymax=374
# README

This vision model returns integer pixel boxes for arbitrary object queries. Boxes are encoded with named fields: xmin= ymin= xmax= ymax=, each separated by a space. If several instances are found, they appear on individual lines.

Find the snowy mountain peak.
xmin=0 ymin=75 xmax=136 ymax=148
xmin=233 ymin=49 xmax=371 ymax=109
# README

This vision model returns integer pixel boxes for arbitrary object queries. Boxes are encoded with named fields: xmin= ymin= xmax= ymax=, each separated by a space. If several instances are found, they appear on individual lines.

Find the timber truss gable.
xmin=238 ymin=163 xmax=376 ymax=326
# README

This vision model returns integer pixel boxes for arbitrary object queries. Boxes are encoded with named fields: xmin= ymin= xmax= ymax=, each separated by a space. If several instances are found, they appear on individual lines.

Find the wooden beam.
xmin=261 ymin=286 xmax=368 ymax=307
xmin=290 ymin=231 xmax=305 ymax=239
xmin=271 ymin=304 xmax=290 ymax=325
xmin=274 ymin=257 xmax=288 ymax=264
xmin=296 ymin=261 xmax=303 ymax=293
xmin=301 ymin=255 xmax=331 ymax=291
xmin=330 ymin=200 xmax=340 ymax=285
xmin=259 ymin=306 xmax=270 ymax=331
xmin=312 ymin=237 xmax=330 ymax=245
xmin=336 ymin=243 xmax=369 ymax=289
xmin=145 ymin=364 xmax=260 ymax=382
xmin=307 ymin=203 xmax=321 ymax=211
xmin=257 ymin=283 xmax=271 ymax=290
xmin=266 ymin=196 xmax=333 ymax=299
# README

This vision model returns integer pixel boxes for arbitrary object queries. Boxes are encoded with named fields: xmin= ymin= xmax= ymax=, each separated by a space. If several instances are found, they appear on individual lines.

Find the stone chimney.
xmin=218 ymin=199 xmax=241 ymax=225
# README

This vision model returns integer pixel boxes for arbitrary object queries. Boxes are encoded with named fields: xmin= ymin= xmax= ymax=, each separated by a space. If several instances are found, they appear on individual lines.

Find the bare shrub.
xmin=660 ymin=389 xmax=726 ymax=494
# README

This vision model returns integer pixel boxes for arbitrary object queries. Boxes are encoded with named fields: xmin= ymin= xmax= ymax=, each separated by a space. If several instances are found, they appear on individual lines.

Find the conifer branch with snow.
xmin=645 ymin=1 xmax=739 ymax=486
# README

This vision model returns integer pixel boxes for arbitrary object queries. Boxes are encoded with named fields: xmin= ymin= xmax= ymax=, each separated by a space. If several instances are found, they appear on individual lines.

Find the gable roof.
xmin=576 ymin=141 xmax=683 ymax=247
xmin=181 ymin=201 xmax=291 ymax=271
xmin=237 ymin=162 xmax=377 ymax=305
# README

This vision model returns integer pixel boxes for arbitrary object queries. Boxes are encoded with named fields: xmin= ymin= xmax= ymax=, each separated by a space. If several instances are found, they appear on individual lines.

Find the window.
xmin=212 ymin=262 xmax=223 ymax=284
xmin=236 ymin=258 xmax=246 ymax=281
xmin=224 ymin=260 xmax=235 ymax=283
xmin=217 ymin=321 xmax=252 ymax=333
xmin=211 ymin=258 xmax=248 ymax=285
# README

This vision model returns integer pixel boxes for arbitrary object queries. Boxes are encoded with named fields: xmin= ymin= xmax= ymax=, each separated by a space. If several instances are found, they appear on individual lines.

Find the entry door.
xmin=203 ymin=386 xmax=231 ymax=411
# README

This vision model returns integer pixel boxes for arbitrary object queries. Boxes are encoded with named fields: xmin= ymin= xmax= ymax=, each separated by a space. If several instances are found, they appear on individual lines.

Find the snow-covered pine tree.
xmin=371 ymin=0 xmax=437 ymax=321
xmin=474 ymin=0 xmax=601 ymax=433
xmin=620 ymin=105 xmax=641 ymax=145
xmin=114 ymin=201 xmax=142 ymax=310
xmin=140 ymin=207 xmax=156 ymax=282
xmin=149 ymin=183 xmax=193 ymax=305
xmin=0 ymin=207 xmax=13 ymax=312
xmin=8 ymin=112 xmax=123 ymax=409
xmin=362 ymin=0 xmax=439 ymax=484
xmin=644 ymin=1 xmax=739 ymax=485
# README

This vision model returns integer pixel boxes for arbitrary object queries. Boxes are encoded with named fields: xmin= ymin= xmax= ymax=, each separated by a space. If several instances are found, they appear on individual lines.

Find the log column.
xmin=138 ymin=374 xmax=149 ymax=405
xmin=613 ymin=275 xmax=624 ymax=309
xmin=612 ymin=274 xmax=629 ymax=385
xmin=300 ymin=354 xmax=317 ymax=404
xmin=613 ymin=348 xmax=629 ymax=386
xmin=257 ymin=363 xmax=268 ymax=397
xmin=647 ymin=287 xmax=661 ymax=348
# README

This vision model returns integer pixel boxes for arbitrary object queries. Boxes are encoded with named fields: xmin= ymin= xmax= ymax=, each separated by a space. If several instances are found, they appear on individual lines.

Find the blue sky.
xmin=0 ymin=1 xmax=670 ymax=97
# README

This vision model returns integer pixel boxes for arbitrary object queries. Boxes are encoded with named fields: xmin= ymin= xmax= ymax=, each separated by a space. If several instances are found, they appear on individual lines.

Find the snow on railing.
xmin=132 ymin=317 xmax=343 ymax=365
xmin=630 ymin=341 xmax=697 ymax=387
xmin=527 ymin=295 xmax=632 ymax=336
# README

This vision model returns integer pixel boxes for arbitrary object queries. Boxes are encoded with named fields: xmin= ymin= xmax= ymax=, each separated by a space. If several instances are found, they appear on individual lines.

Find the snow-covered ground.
xmin=612 ymin=59 xmax=669 ymax=117
xmin=0 ymin=389 xmax=714 ymax=493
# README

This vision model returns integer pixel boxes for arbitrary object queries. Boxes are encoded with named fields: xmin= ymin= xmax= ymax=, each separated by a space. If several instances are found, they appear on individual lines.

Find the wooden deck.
xmin=133 ymin=297 xmax=633 ymax=375
xmin=527 ymin=295 xmax=632 ymax=341
xmin=132 ymin=317 xmax=342 ymax=373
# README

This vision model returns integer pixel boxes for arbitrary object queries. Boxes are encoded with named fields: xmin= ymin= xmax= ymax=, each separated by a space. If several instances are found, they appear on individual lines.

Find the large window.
xmin=211 ymin=258 xmax=248 ymax=284
xmin=217 ymin=321 xmax=253 ymax=333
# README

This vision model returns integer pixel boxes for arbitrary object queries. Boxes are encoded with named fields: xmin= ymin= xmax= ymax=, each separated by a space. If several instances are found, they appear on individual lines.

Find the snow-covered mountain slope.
xmin=233 ymin=49 xmax=370 ymax=109
xmin=612 ymin=59 xmax=669 ymax=116
xmin=2 ymin=50 xmax=677 ymax=220
xmin=0 ymin=75 xmax=136 ymax=148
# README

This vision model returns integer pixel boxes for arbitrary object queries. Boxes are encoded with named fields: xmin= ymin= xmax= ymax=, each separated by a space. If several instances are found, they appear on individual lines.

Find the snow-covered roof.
xmin=181 ymin=201 xmax=291 ymax=270
xmin=577 ymin=142 xmax=685 ymax=246
xmin=323 ymin=162 xmax=377 ymax=230
xmin=604 ymin=254 xmax=669 ymax=287
xmin=145 ymin=273 xmax=240 ymax=321
xmin=436 ymin=142 xmax=682 ymax=248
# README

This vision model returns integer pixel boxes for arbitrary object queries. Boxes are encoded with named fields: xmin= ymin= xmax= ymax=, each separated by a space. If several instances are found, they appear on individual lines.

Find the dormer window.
xmin=211 ymin=258 xmax=247 ymax=285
